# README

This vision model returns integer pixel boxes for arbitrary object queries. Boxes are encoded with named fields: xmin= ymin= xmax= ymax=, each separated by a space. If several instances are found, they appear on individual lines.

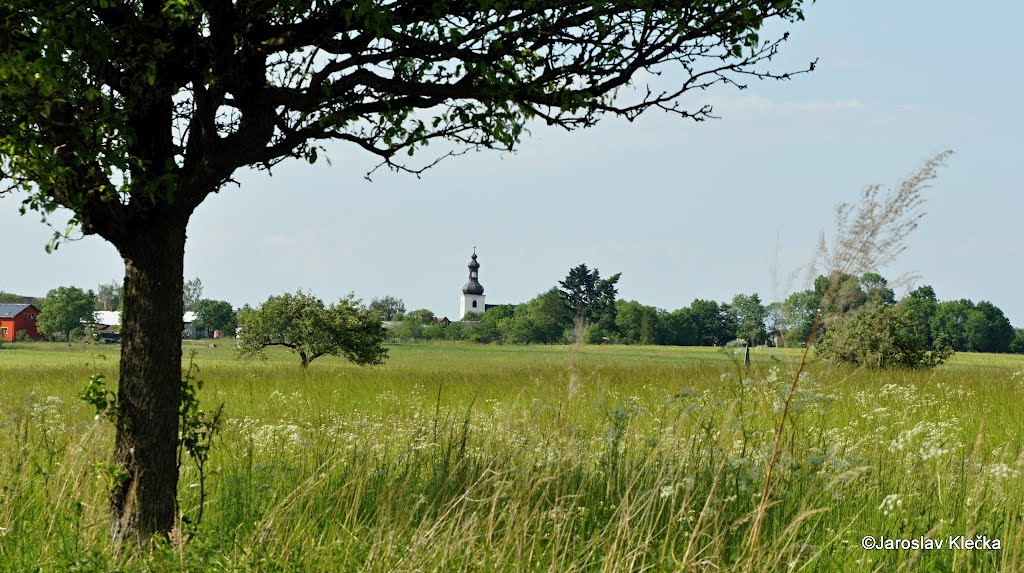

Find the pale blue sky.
xmin=4 ymin=1 xmax=1023 ymax=325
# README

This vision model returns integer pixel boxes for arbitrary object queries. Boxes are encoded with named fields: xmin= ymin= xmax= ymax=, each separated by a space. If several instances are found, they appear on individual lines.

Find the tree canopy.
xmin=1 ymin=0 xmax=813 ymax=237
xmin=95 ymin=280 xmax=123 ymax=311
xmin=37 ymin=286 xmax=96 ymax=342
xmin=238 ymin=291 xmax=387 ymax=368
xmin=182 ymin=278 xmax=204 ymax=313
xmin=729 ymin=293 xmax=767 ymax=345
xmin=508 ymin=288 xmax=571 ymax=344
xmin=615 ymin=300 xmax=661 ymax=345
xmin=0 ymin=292 xmax=31 ymax=304
xmin=369 ymin=295 xmax=406 ymax=321
xmin=192 ymin=298 xmax=237 ymax=335
xmin=404 ymin=308 xmax=438 ymax=324
xmin=559 ymin=264 xmax=621 ymax=336
xmin=689 ymin=299 xmax=734 ymax=346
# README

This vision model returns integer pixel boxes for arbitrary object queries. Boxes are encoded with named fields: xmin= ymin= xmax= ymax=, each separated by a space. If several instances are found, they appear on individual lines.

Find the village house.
xmin=91 ymin=310 xmax=207 ymax=340
xmin=181 ymin=311 xmax=204 ymax=339
xmin=0 ymin=303 xmax=43 ymax=341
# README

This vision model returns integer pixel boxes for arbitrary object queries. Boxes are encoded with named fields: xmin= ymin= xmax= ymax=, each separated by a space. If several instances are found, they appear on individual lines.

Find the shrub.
xmin=816 ymin=302 xmax=952 ymax=368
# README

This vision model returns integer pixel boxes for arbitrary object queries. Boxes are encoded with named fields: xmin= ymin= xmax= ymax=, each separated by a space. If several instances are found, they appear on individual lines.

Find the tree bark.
xmin=110 ymin=213 xmax=187 ymax=541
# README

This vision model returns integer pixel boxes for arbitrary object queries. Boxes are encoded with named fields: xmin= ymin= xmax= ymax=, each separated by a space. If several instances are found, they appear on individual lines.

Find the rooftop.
xmin=91 ymin=310 xmax=201 ymax=325
xmin=0 ymin=303 xmax=32 ymax=318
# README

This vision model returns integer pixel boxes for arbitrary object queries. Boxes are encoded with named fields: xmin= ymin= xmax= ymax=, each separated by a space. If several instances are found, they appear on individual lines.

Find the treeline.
xmin=7 ymin=266 xmax=1023 ymax=356
xmin=783 ymin=275 xmax=1021 ymax=355
xmin=380 ymin=266 xmax=1024 ymax=355
xmin=1 ymin=277 xmax=237 ymax=342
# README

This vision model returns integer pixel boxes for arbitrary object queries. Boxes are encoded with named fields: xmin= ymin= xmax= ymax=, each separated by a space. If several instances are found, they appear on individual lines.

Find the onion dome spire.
xmin=462 ymin=246 xmax=484 ymax=295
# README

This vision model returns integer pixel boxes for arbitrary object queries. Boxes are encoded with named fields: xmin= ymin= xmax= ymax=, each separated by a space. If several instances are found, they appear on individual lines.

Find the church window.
xmin=472 ymin=300 xmax=477 ymax=308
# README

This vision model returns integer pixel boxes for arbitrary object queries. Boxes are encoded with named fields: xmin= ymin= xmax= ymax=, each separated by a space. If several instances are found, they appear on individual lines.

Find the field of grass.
xmin=1 ymin=340 xmax=1023 ymax=571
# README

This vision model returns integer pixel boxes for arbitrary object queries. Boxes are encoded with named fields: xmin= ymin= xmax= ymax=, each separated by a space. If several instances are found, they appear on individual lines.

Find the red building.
xmin=0 ymin=303 xmax=43 ymax=341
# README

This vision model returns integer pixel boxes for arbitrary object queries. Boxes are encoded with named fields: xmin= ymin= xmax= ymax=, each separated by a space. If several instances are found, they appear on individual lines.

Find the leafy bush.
xmin=816 ymin=302 xmax=952 ymax=369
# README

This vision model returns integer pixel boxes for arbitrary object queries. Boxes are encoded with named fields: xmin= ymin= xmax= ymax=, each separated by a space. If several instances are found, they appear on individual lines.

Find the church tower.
xmin=460 ymin=247 xmax=486 ymax=318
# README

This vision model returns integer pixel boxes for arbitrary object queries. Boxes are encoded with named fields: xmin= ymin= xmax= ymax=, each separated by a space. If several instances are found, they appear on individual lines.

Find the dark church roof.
xmin=462 ymin=251 xmax=484 ymax=295
xmin=0 ymin=303 xmax=32 ymax=318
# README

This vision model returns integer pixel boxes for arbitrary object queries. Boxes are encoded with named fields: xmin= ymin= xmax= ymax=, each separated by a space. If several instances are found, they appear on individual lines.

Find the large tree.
xmin=1010 ymin=329 xmax=1024 ymax=354
xmin=615 ymin=299 xmax=661 ymax=345
xmin=510 ymin=288 xmax=572 ymax=344
xmin=368 ymin=295 xmax=406 ymax=321
xmin=896 ymin=285 xmax=938 ymax=347
xmin=392 ymin=307 xmax=436 ymax=340
xmin=859 ymin=272 xmax=895 ymax=306
xmin=192 ymin=298 xmax=237 ymax=336
xmin=182 ymin=277 xmax=204 ymax=313
xmin=930 ymin=299 xmax=975 ymax=352
xmin=404 ymin=308 xmax=438 ymax=324
xmin=661 ymin=307 xmax=698 ymax=346
xmin=559 ymin=264 xmax=621 ymax=337
xmin=967 ymin=301 xmax=1014 ymax=353
xmin=37 ymin=286 xmax=97 ymax=342
xmin=95 ymin=279 xmax=123 ymax=311
xmin=780 ymin=289 xmax=818 ymax=344
xmin=0 ymin=1 xmax=813 ymax=539
xmin=729 ymin=292 xmax=767 ymax=345
xmin=689 ymin=298 xmax=733 ymax=346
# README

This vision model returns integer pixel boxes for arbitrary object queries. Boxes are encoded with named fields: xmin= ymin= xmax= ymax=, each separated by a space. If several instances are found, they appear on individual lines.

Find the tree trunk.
xmin=110 ymin=215 xmax=187 ymax=541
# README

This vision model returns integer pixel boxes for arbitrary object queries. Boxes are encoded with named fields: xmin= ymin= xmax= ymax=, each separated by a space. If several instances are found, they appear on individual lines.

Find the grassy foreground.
xmin=1 ymin=341 xmax=1023 ymax=571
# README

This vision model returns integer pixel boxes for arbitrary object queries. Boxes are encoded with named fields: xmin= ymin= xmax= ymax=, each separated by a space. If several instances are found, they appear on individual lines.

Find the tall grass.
xmin=0 ymin=341 xmax=1022 ymax=571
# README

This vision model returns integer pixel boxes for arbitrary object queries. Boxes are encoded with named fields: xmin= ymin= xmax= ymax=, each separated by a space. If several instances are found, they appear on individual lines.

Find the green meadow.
xmin=1 ymin=341 xmax=1023 ymax=571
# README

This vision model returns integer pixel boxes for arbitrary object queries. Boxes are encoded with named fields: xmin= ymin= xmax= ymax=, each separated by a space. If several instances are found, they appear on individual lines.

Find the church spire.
xmin=460 ymin=246 xmax=487 ymax=318
xmin=462 ymin=247 xmax=484 ymax=295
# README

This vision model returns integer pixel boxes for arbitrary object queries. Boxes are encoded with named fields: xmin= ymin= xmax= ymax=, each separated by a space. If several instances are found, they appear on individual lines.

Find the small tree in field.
xmin=1 ymin=1 xmax=815 ymax=540
xmin=238 ymin=291 xmax=387 ymax=369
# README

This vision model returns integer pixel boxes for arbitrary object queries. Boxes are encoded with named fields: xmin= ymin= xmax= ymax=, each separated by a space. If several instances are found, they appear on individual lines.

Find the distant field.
xmin=1 ymin=340 xmax=1022 ymax=571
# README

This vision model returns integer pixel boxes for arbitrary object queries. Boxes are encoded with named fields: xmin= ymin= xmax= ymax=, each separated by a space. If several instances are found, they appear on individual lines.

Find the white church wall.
xmin=460 ymin=294 xmax=486 ymax=319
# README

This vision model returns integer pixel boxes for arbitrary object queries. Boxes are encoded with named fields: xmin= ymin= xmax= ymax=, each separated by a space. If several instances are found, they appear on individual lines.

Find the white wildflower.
xmin=988 ymin=463 xmax=1020 ymax=481
xmin=879 ymin=493 xmax=902 ymax=516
